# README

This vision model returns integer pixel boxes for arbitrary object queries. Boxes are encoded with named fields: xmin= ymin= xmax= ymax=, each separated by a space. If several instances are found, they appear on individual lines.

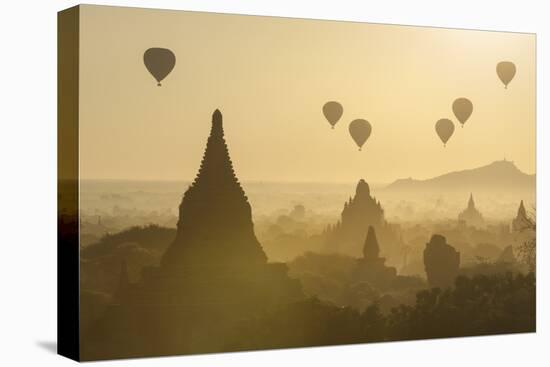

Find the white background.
xmin=0 ymin=0 xmax=547 ymax=366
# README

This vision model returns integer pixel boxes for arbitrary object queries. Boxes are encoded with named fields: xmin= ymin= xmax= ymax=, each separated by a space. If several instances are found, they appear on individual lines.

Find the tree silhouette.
xmin=516 ymin=207 xmax=536 ymax=272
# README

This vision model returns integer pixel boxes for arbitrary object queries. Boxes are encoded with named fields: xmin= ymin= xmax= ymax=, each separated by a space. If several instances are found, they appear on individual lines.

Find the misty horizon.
xmin=79 ymin=158 xmax=535 ymax=185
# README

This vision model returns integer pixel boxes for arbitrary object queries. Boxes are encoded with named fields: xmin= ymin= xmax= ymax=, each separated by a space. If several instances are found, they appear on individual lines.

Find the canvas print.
xmin=58 ymin=5 xmax=536 ymax=361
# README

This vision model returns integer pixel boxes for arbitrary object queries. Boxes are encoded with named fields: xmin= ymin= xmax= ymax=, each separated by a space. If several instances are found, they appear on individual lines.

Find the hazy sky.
xmin=79 ymin=5 xmax=535 ymax=183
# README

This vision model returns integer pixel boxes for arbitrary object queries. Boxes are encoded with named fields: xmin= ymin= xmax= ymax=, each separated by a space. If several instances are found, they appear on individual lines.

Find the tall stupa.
xmin=512 ymin=200 xmax=530 ymax=232
xmin=161 ymin=109 xmax=267 ymax=273
xmin=83 ymin=110 xmax=302 ymax=360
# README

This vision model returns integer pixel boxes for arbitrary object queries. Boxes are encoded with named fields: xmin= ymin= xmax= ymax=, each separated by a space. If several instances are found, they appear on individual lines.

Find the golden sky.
xmin=79 ymin=5 xmax=536 ymax=183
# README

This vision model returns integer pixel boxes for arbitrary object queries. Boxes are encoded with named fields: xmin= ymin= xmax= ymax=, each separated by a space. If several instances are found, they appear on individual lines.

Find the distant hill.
xmin=382 ymin=160 xmax=535 ymax=195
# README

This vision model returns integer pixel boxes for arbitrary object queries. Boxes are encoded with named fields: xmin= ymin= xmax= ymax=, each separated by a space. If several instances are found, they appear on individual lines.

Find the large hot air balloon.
xmin=322 ymin=101 xmax=343 ymax=129
xmin=435 ymin=119 xmax=455 ymax=147
xmin=349 ymin=119 xmax=372 ymax=151
xmin=452 ymin=98 xmax=473 ymax=127
xmin=143 ymin=48 xmax=176 ymax=86
xmin=496 ymin=61 xmax=516 ymax=89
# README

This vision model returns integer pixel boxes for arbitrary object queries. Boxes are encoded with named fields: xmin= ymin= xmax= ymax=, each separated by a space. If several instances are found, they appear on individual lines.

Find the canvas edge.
xmin=57 ymin=4 xmax=81 ymax=362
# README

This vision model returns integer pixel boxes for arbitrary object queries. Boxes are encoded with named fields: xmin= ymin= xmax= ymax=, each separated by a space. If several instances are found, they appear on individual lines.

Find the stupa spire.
xmin=192 ymin=109 xmax=239 ymax=188
xmin=518 ymin=200 xmax=526 ymax=217
xmin=512 ymin=200 xmax=529 ymax=232
xmin=363 ymin=226 xmax=380 ymax=260
xmin=161 ymin=109 xmax=267 ymax=273
xmin=468 ymin=193 xmax=475 ymax=209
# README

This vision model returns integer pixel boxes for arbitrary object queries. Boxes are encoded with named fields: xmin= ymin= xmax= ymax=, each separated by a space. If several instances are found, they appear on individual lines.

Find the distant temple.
xmin=512 ymin=200 xmax=530 ymax=232
xmin=458 ymin=193 xmax=484 ymax=228
xmin=353 ymin=226 xmax=397 ymax=290
xmin=324 ymin=179 xmax=402 ymax=261
xmin=83 ymin=110 xmax=302 ymax=359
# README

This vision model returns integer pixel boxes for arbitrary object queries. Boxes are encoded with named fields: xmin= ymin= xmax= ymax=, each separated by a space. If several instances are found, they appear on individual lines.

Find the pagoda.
xmin=131 ymin=109 xmax=299 ymax=301
xmin=353 ymin=226 xmax=397 ymax=290
xmin=83 ymin=110 xmax=302 ymax=360
xmin=512 ymin=200 xmax=530 ymax=232
xmin=458 ymin=193 xmax=484 ymax=228
xmin=161 ymin=109 xmax=267 ymax=274
xmin=324 ymin=179 xmax=402 ymax=260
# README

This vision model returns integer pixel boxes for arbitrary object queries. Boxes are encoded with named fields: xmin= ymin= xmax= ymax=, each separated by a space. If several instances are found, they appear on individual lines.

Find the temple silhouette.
xmin=352 ymin=226 xmax=397 ymax=290
xmin=458 ymin=193 xmax=484 ymax=228
xmin=512 ymin=200 xmax=530 ymax=232
xmin=83 ymin=110 xmax=302 ymax=359
xmin=324 ymin=179 xmax=403 ymax=262
xmin=161 ymin=109 xmax=267 ymax=273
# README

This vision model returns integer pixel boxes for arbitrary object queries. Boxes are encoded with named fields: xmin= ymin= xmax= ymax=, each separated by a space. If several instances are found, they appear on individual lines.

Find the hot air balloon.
xmin=496 ymin=61 xmax=516 ymax=89
xmin=452 ymin=98 xmax=473 ymax=127
xmin=349 ymin=119 xmax=372 ymax=151
xmin=435 ymin=119 xmax=455 ymax=147
xmin=322 ymin=101 xmax=343 ymax=129
xmin=143 ymin=48 xmax=176 ymax=86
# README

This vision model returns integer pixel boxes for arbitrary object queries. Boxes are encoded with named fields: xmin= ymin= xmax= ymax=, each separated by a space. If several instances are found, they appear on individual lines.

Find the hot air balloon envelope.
xmin=496 ymin=61 xmax=516 ymax=89
xmin=435 ymin=118 xmax=455 ymax=146
xmin=452 ymin=98 xmax=473 ymax=126
xmin=349 ymin=119 xmax=372 ymax=150
xmin=322 ymin=101 xmax=343 ymax=129
xmin=144 ymin=48 xmax=176 ymax=86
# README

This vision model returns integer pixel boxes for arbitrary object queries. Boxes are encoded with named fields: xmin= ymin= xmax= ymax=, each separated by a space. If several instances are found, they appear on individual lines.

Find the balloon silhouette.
xmin=322 ymin=101 xmax=343 ymax=129
xmin=349 ymin=119 xmax=372 ymax=151
xmin=496 ymin=61 xmax=516 ymax=89
xmin=435 ymin=119 xmax=455 ymax=147
xmin=452 ymin=98 xmax=473 ymax=127
xmin=143 ymin=48 xmax=176 ymax=86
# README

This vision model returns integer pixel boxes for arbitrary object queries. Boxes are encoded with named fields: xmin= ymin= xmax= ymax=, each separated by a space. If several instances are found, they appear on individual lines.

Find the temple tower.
xmin=161 ymin=109 xmax=267 ymax=274
xmin=512 ymin=200 xmax=530 ymax=232
xmin=363 ymin=226 xmax=380 ymax=260
xmin=458 ymin=193 xmax=484 ymax=228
